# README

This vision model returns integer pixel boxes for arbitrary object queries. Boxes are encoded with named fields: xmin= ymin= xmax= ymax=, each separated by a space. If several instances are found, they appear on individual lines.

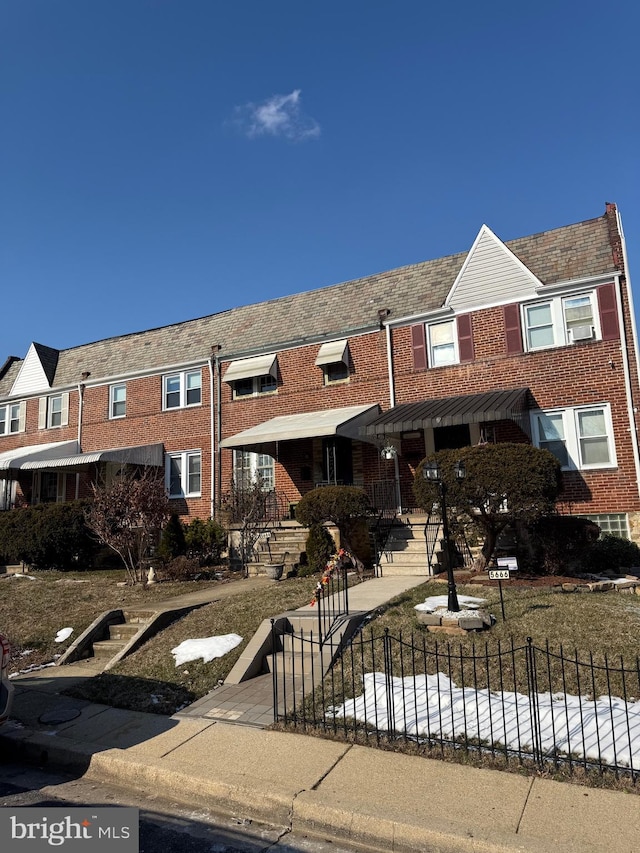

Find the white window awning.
xmin=223 ymin=353 xmax=278 ymax=383
xmin=19 ymin=443 xmax=165 ymax=470
xmin=220 ymin=404 xmax=381 ymax=450
xmin=0 ymin=440 xmax=79 ymax=471
xmin=315 ymin=339 xmax=349 ymax=366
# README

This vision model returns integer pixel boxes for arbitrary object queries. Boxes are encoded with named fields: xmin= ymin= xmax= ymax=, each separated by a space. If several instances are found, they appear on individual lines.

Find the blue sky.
xmin=2 ymin=1 xmax=639 ymax=360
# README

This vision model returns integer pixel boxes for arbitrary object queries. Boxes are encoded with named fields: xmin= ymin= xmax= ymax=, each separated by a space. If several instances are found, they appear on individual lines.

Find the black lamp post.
xmin=423 ymin=459 xmax=466 ymax=612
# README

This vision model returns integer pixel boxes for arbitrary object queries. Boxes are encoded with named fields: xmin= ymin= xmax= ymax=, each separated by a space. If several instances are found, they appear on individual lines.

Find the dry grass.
xmin=66 ymin=576 xmax=318 ymax=713
xmin=1 ymin=570 xmax=225 ymax=673
xmin=5 ymin=569 xmax=640 ymax=718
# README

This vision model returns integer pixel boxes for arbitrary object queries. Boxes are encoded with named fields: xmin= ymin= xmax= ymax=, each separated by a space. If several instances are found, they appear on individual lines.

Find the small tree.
xmin=157 ymin=513 xmax=187 ymax=562
xmin=185 ymin=517 xmax=227 ymax=566
xmin=85 ymin=468 xmax=171 ymax=584
xmin=295 ymin=486 xmax=373 ymax=573
xmin=413 ymin=443 xmax=562 ymax=572
xmin=219 ymin=475 xmax=270 ymax=576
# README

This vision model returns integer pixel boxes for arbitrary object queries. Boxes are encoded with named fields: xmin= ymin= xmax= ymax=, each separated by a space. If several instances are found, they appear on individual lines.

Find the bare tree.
xmin=85 ymin=468 xmax=171 ymax=583
xmin=219 ymin=475 xmax=270 ymax=577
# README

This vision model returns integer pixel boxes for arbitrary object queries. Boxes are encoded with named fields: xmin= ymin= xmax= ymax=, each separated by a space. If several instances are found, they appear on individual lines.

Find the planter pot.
xmin=265 ymin=563 xmax=284 ymax=581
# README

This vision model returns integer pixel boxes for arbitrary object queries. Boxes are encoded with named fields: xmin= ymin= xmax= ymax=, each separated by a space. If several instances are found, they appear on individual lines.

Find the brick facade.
xmin=2 ymin=204 xmax=639 ymax=538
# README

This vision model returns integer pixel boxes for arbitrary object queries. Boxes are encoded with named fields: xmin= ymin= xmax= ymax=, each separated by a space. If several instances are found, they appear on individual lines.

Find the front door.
xmin=322 ymin=437 xmax=353 ymax=485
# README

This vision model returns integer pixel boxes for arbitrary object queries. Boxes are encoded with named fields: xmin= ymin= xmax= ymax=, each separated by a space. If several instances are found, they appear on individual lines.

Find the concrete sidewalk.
xmin=2 ymin=694 xmax=637 ymax=853
xmin=1 ymin=575 xmax=639 ymax=852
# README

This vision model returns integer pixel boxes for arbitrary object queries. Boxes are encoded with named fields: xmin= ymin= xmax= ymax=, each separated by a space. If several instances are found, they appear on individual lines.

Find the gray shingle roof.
xmin=0 ymin=212 xmax=616 ymax=397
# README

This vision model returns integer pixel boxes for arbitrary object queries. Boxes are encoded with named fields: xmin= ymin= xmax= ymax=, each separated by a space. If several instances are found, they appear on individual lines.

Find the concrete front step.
xmin=91 ymin=638 xmax=127 ymax=659
xmin=107 ymin=623 xmax=139 ymax=641
xmin=377 ymin=564 xmax=431 ymax=577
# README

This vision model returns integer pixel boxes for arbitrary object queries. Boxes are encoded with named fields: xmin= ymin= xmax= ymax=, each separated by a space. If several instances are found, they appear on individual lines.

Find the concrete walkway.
xmin=2 ymin=574 xmax=639 ymax=852
xmin=177 ymin=575 xmax=426 ymax=727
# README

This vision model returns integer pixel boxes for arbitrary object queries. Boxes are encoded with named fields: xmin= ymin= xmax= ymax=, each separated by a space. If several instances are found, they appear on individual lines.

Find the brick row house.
xmin=1 ymin=202 xmax=639 ymax=542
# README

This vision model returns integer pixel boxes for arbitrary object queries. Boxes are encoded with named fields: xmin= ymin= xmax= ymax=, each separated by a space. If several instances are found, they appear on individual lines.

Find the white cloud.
xmin=231 ymin=89 xmax=320 ymax=142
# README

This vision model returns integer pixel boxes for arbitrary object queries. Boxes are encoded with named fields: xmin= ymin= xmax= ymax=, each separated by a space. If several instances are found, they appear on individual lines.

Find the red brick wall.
xmin=390 ymin=292 xmax=640 ymax=516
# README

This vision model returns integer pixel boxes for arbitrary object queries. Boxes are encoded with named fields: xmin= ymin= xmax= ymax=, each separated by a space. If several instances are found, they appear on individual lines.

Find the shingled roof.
xmin=0 ymin=210 xmax=617 ymax=397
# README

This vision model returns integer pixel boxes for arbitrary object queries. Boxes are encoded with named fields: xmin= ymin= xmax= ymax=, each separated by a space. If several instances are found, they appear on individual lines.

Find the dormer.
xmin=10 ymin=343 xmax=59 ymax=397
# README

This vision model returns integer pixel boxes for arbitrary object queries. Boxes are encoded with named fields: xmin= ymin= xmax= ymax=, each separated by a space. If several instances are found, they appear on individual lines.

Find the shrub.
xmin=0 ymin=501 xmax=96 ymax=570
xmin=185 ymin=517 xmax=226 ymax=566
xmin=295 ymin=486 xmax=373 ymax=568
xmin=414 ymin=444 xmax=562 ymax=571
xmin=520 ymin=516 xmax=600 ymax=575
xmin=158 ymin=513 xmax=187 ymax=561
xmin=162 ymin=555 xmax=202 ymax=582
xmin=304 ymin=524 xmax=336 ymax=574
xmin=584 ymin=533 xmax=640 ymax=574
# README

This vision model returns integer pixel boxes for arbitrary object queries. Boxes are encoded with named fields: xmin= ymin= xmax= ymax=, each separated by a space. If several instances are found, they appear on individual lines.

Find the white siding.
xmin=447 ymin=226 xmax=541 ymax=312
xmin=10 ymin=343 xmax=53 ymax=396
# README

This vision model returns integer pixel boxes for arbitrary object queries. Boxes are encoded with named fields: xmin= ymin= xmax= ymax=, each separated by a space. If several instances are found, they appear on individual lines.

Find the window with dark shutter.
xmin=457 ymin=314 xmax=474 ymax=362
xmin=503 ymin=304 xmax=523 ymax=354
xmin=597 ymin=283 xmax=620 ymax=341
xmin=411 ymin=324 xmax=427 ymax=371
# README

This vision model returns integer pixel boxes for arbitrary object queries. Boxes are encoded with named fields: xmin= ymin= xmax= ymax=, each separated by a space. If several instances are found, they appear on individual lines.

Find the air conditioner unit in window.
xmin=570 ymin=325 xmax=594 ymax=342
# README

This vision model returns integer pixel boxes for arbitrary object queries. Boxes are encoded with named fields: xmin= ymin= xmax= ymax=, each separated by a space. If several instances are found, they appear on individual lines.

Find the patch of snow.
xmin=8 ymin=574 xmax=38 ymax=581
xmin=415 ymin=594 xmax=487 ymax=613
xmin=333 ymin=671 xmax=640 ymax=768
xmin=9 ymin=661 xmax=56 ymax=678
xmin=54 ymin=627 xmax=74 ymax=643
xmin=171 ymin=634 xmax=243 ymax=667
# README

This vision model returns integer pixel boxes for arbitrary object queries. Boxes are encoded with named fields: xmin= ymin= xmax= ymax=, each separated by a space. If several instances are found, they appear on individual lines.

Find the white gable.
xmin=446 ymin=225 xmax=542 ymax=312
xmin=10 ymin=343 xmax=54 ymax=396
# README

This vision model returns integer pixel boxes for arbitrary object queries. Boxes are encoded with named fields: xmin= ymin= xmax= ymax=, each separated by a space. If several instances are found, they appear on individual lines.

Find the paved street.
xmin=0 ymin=760 xmax=361 ymax=853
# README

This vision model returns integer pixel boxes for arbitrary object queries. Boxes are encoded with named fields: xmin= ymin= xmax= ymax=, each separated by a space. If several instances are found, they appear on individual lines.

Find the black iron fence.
xmin=312 ymin=563 xmax=350 ymax=641
xmin=273 ymin=627 xmax=640 ymax=783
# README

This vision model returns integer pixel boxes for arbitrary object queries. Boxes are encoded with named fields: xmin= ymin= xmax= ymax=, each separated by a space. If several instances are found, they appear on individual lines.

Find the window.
xmin=109 ymin=384 xmax=126 ymax=419
xmin=531 ymin=404 xmax=615 ymax=470
xmin=579 ymin=513 xmax=629 ymax=539
xmin=316 ymin=340 xmax=350 ymax=384
xmin=166 ymin=451 xmax=201 ymax=498
xmin=0 ymin=402 xmax=25 ymax=435
xmin=524 ymin=292 xmax=599 ymax=351
xmin=233 ymin=450 xmax=275 ymax=490
xmin=34 ymin=471 xmax=66 ymax=504
xmin=232 ymin=374 xmax=277 ymax=399
xmin=163 ymin=370 xmax=202 ymax=410
xmin=428 ymin=320 xmax=457 ymax=367
xmin=324 ymin=362 xmax=349 ymax=384
xmin=38 ymin=393 xmax=69 ymax=429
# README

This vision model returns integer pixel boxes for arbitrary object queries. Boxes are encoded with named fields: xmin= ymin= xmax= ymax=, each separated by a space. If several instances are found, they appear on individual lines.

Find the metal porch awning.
xmin=14 ymin=442 xmax=165 ymax=471
xmin=220 ymin=404 xmax=381 ymax=452
xmin=362 ymin=388 xmax=530 ymax=436
xmin=0 ymin=440 xmax=80 ymax=471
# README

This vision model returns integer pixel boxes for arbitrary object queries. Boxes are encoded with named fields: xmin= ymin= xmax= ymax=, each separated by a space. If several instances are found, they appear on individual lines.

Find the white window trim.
xmin=522 ymin=290 xmax=601 ymax=352
xmin=166 ymin=450 xmax=202 ymax=498
xmin=232 ymin=375 xmax=278 ymax=400
xmin=426 ymin=318 xmax=459 ymax=368
xmin=0 ymin=401 xmax=26 ymax=435
xmin=109 ymin=383 xmax=127 ymax=420
xmin=530 ymin=403 xmax=616 ymax=471
xmin=233 ymin=450 xmax=275 ymax=491
xmin=38 ymin=393 xmax=69 ymax=429
xmin=163 ymin=370 xmax=202 ymax=411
